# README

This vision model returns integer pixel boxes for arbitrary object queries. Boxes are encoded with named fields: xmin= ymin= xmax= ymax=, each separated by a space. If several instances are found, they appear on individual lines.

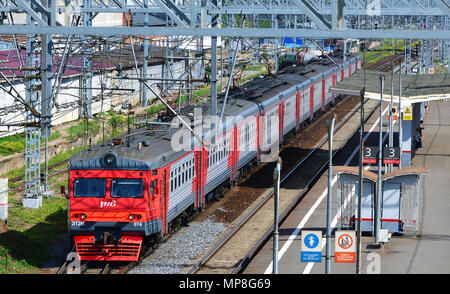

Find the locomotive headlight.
xmin=128 ymin=214 xmax=135 ymax=221
xmin=102 ymin=152 xmax=117 ymax=167
xmin=80 ymin=213 xmax=87 ymax=220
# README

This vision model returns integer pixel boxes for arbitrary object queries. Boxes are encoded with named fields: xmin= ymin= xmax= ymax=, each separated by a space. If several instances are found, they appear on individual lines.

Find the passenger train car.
xmin=67 ymin=53 xmax=362 ymax=261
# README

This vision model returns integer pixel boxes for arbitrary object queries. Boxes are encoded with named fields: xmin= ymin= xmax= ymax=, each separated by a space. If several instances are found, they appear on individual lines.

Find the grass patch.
xmin=242 ymin=64 xmax=264 ymax=72
xmin=0 ymin=131 xmax=61 ymax=156
xmin=0 ymin=196 xmax=68 ymax=273
xmin=0 ymin=145 xmax=83 ymax=273
xmin=360 ymin=39 xmax=421 ymax=65
xmin=66 ymin=119 xmax=101 ymax=140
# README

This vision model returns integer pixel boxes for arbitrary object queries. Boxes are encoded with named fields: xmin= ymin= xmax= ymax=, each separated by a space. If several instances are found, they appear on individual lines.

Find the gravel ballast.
xmin=129 ymin=215 xmax=228 ymax=274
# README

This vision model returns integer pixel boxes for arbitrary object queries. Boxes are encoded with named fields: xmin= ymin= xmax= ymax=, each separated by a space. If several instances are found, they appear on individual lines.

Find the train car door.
xmin=295 ymin=90 xmax=301 ymax=131
xmin=159 ymin=167 xmax=169 ymax=236
xmin=201 ymin=146 xmax=208 ymax=208
xmin=194 ymin=149 xmax=202 ymax=209
xmin=332 ymin=74 xmax=337 ymax=104
xmin=232 ymin=124 xmax=239 ymax=182
xmin=278 ymin=102 xmax=285 ymax=144
xmin=256 ymin=114 xmax=261 ymax=161
xmin=321 ymin=79 xmax=326 ymax=111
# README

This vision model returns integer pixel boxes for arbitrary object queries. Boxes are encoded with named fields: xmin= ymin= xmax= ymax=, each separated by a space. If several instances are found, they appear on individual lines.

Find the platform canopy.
xmin=332 ymin=166 xmax=428 ymax=182
xmin=330 ymin=71 xmax=450 ymax=105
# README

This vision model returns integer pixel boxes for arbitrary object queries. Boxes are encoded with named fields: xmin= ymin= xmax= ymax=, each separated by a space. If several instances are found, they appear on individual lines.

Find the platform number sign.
xmin=383 ymin=147 xmax=400 ymax=164
xmin=363 ymin=146 xmax=378 ymax=164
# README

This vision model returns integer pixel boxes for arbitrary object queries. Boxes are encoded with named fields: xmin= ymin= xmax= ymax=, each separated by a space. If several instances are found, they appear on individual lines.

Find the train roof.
xmin=69 ymin=53 xmax=360 ymax=171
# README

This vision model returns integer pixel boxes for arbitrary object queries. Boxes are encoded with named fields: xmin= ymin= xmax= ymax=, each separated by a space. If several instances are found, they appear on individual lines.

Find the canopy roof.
xmin=333 ymin=166 xmax=428 ymax=182
xmin=330 ymin=70 xmax=450 ymax=105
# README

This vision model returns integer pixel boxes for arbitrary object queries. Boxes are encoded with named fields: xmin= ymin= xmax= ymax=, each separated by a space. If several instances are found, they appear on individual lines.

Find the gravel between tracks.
xmin=129 ymin=216 xmax=228 ymax=274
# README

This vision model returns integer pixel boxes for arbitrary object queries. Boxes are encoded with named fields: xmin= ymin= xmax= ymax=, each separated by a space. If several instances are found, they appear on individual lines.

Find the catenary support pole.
xmin=273 ymin=158 xmax=281 ymax=274
xmin=376 ymin=75 xmax=385 ymax=244
xmin=356 ymin=88 xmax=365 ymax=274
xmin=398 ymin=67 xmax=403 ymax=170
xmin=211 ymin=0 xmax=218 ymax=144
xmin=389 ymin=64 xmax=394 ymax=173
xmin=326 ymin=115 xmax=336 ymax=274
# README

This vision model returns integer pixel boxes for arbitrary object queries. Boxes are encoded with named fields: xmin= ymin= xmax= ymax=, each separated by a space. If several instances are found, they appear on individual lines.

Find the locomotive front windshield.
xmin=111 ymin=179 xmax=144 ymax=198
xmin=74 ymin=178 xmax=107 ymax=197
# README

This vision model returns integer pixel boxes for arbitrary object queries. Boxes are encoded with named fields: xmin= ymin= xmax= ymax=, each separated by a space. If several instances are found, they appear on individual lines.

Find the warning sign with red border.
xmin=335 ymin=231 xmax=356 ymax=263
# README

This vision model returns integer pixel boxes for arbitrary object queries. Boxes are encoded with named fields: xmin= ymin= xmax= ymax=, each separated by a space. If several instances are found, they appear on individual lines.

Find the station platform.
xmin=243 ymin=99 xmax=450 ymax=274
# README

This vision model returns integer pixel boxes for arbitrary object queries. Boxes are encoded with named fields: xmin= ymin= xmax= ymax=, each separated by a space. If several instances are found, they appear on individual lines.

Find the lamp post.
xmin=273 ymin=157 xmax=282 ymax=274
xmin=326 ymin=115 xmax=336 ymax=274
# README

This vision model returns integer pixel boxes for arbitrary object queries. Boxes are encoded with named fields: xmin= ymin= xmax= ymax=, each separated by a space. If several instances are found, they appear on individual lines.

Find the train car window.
xmin=111 ymin=179 xmax=144 ymax=198
xmin=74 ymin=178 xmax=106 ymax=197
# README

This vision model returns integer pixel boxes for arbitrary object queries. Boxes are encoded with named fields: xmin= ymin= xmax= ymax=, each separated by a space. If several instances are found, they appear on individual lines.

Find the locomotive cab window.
xmin=74 ymin=178 xmax=106 ymax=197
xmin=111 ymin=179 xmax=144 ymax=198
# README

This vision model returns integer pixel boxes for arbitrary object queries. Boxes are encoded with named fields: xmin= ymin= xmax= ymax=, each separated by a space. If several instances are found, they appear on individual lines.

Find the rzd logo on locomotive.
xmin=100 ymin=200 xmax=117 ymax=208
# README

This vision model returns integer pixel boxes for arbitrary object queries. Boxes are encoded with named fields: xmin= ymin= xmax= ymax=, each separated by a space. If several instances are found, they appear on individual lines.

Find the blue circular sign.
xmin=304 ymin=233 xmax=319 ymax=249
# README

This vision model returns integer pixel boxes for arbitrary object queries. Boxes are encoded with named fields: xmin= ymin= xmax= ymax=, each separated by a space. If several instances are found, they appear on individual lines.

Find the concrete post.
xmin=0 ymin=178 xmax=7 ymax=221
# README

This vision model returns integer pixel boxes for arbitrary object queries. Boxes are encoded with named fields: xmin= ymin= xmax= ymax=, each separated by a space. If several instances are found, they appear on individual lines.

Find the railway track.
xmin=8 ymin=159 xmax=69 ymax=195
xmin=188 ymin=55 xmax=402 ymax=274
xmin=56 ymin=258 xmax=132 ymax=274
xmin=366 ymin=54 xmax=403 ymax=71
